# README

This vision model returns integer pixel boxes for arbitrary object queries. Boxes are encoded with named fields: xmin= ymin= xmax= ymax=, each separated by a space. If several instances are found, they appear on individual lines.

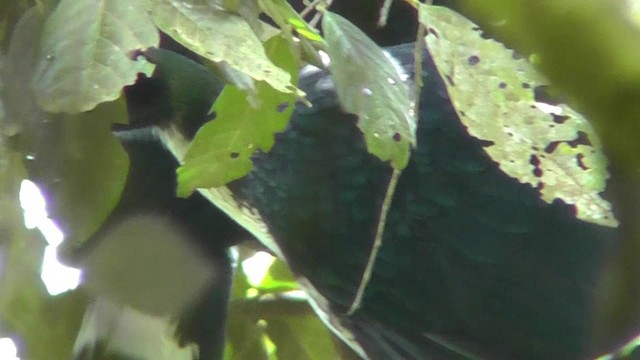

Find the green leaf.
xmin=3 ymin=7 xmax=130 ymax=253
xmin=31 ymin=0 xmax=159 ymax=113
xmin=3 ymin=6 xmax=46 ymax=133
xmin=0 ymin=154 xmax=85 ymax=360
xmin=152 ymin=0 xmax=302 ymax=97
xmin=31 ymin=99 xmax=130 ymax=255
xmin=0 ymin=0 xmax=32 ymax=48
xmin=258 ymin=0 xmax=324 ymax=42
xmin=256 ymin=259 xmax=298 ymax=294
xmin=322 ymin=11 xmax=416 ymax=169
xmin=226 ymin=305 xmax=273 ymax=360
xmin=0 ymin=230 xmax=88 ymax=360
xmin=177 ymin=35 xmax=298 ymax=196
xmin=266 ymin=315 xmax=340 ymax=360
xmin=419 ymin=5 xmax=617 ymax=227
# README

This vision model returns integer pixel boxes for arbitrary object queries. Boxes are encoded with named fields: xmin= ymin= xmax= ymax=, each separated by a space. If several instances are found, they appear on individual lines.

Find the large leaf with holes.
xmin=458 ymin=0 xmax=640 ymax=352
xmin=152 ymin=0 xmax=302 ymax=97
xmin=177 ymin=35 xmax=298 ymax=196
xmin=322 ymin=11 xmax=416 ymax=169
xmin=419 ymin=5 xmax=616 ymax=227
xmin=31 ymin=0 xmax=158 ymax=113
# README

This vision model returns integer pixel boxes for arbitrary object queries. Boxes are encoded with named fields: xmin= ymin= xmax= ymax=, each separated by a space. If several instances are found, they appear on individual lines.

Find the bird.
xmin=221 ymin=43 xmax=618 ymax=359
xmin=71 ymin=46 xmax=249 ymax=360
xmin=109 ymin=41 xmax=620 ymax=359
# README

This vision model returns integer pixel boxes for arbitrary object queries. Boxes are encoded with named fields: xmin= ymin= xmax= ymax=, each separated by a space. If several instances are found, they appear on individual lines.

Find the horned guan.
xmin=114 ymin=42 xmax=619 ymax=359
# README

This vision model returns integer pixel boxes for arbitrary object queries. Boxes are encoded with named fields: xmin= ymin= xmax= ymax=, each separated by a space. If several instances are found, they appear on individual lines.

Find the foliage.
xmin=322 ymin=11 xmax=417 ymax=170
xmin=419 ymin=4 xmax=616 ymax=227
xmin=455 ymin=0 xmax=640 ymax=352
xmin=0 ymin=0 xmax=638 ymax=359
xmin=32 ymin=0 xmax=158 ymax=113
xmin=176 ymin=35 xmax=299 ymax=195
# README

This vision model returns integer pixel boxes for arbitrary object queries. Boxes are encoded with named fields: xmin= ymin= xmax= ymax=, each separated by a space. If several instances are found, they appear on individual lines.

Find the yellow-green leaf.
xmin=32 ymin=0 xmax=159 ymax=113
xmin=152 ymin=0 xmax=302 ymax=97
xmin=177 ymin=35 xmax=299 ymax=196
xmin=419 ymin=5 xmax=617 ymax=227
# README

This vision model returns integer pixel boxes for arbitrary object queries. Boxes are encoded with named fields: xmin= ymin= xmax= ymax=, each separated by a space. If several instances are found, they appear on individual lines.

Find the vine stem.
xmin=348 ymin=168 xmax=402 ymax=315
xmin=378 ymin=0 xmax=394 ymax=27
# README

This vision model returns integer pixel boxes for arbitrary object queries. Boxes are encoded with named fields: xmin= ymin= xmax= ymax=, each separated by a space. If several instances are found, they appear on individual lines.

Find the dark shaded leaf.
xmin=322 ymin=11 xmax=416 ymax=169
xmin=32 ymin=99 xmax=130 ymax=254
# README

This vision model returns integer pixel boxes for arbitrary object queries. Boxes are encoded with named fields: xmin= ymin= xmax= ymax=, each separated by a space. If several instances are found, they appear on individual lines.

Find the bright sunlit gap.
xmin=241 ymin=251 xmax=276 ymax=287
xmin=533 ymin=101 xmax=563 ymax=116
xmin=596 ymin=332 xmax=640 ymax=360
xmin=0 ymin=338 xmax=19 ymax=360
xmin=19 ymin=179 xmax=81 ymax=295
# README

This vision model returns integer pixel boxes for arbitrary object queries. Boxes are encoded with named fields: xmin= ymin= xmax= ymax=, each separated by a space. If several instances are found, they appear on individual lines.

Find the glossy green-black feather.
xmin=228 ymin=44 xmax=618 ymax=359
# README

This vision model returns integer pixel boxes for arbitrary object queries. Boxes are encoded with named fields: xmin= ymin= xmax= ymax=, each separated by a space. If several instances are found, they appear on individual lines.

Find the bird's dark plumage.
xmin=223 ymin=44 xmax=618 ymax=359
xmin=108 ymin=43 xmax=619 ymax=359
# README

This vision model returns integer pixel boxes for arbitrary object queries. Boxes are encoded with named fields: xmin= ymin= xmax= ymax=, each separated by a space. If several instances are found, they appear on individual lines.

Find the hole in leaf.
xmin=277 ymin=102 xmax=290 ymax=113
xmin=576 ymin=153 xmax=589 ymax=170
xmin=445 ymin=75 xmax=455 ymax=86
xmin=393 ymin=132 xmax=401 ymax=142
xmin=478 ymin=139 xmax=495 ymax=147
xmin=544 ymin=141 xmax=560 ymax=154
xmin=552 ymin=114 xmax=570 ymax=124
xmin=498 ymin=82 xmax=507 ymax=89
xmin=533 ymin=168 xmax=543 ymax=177
xmin=567 ymin=131 xmax=592 ymax=147
xmin=530 ymin=154 xmax=543 ymax=177
xmin=468 ymin=55 xmax=480 ymax=66
xmin=230 ymin=152 xmax=240 ymax=159
xmin=533 ymin=85 xmax=560 ymax=105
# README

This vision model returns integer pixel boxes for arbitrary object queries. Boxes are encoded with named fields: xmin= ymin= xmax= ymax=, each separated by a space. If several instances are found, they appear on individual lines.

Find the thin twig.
xmin=413 ymin=24 xmax=426 ymax=95
xmin=300 ymin=0 xmax=323 ymax=18
xmin=378 ymin=0 xmax=394 ymax=27
xmin=310 ymin=0 xmax=333 ymax=28
xmin=348 ymin=168 xmax=402 ymax=315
